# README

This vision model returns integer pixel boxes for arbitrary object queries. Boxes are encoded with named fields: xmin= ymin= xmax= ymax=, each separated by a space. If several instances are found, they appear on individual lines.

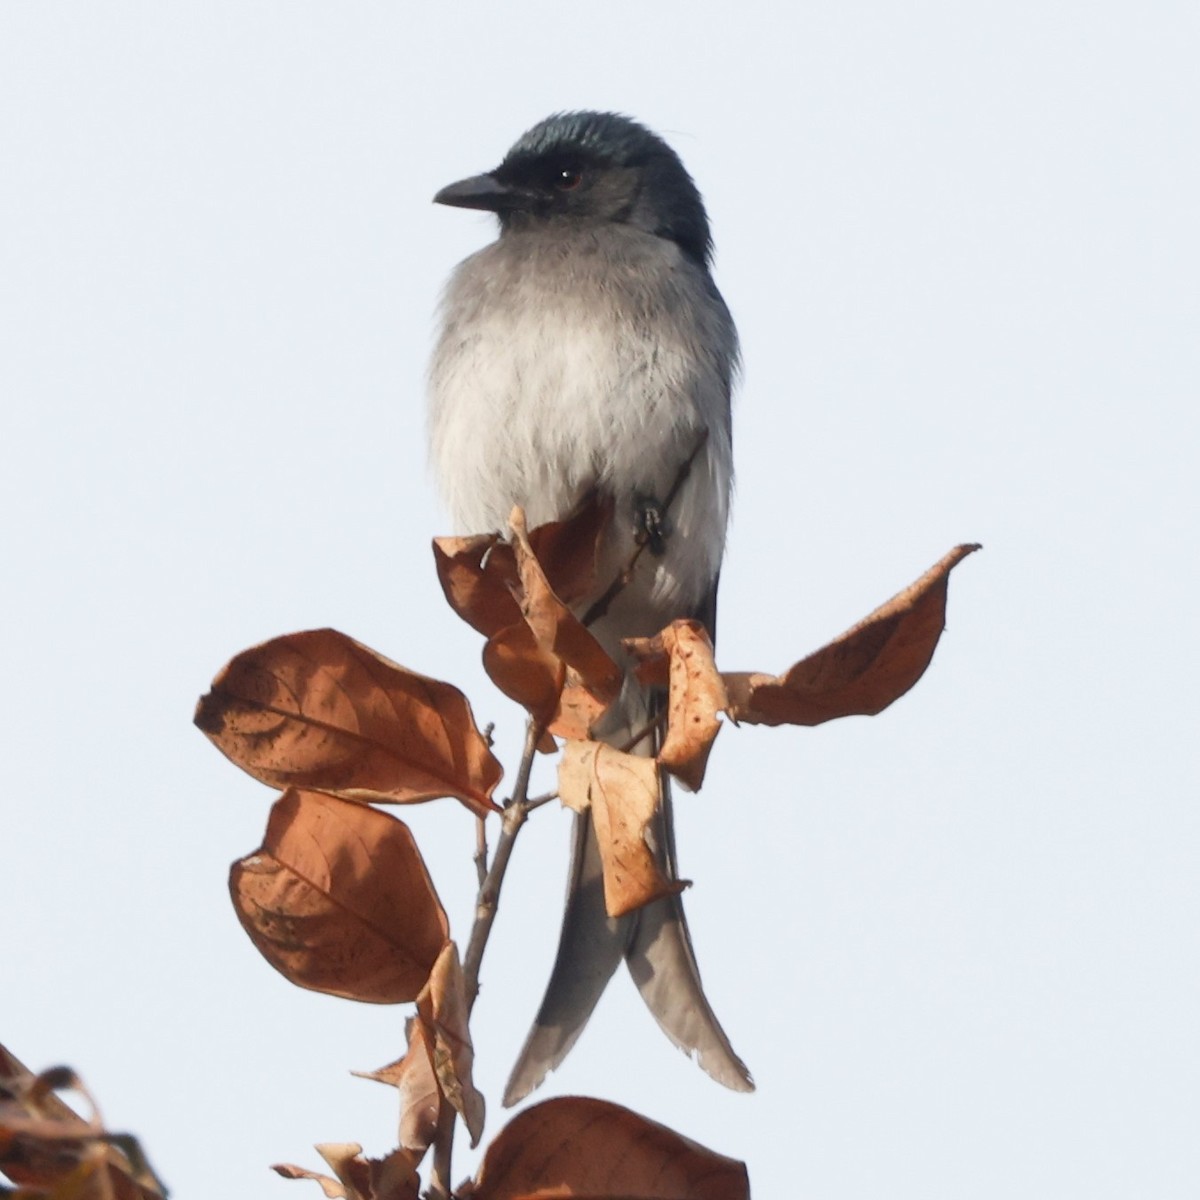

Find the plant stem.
xmin=426 ymin=720 xmax=544 ymax=1198
xmin=427 ymin=1103 xmax=457 ymax=1200
xmin=462 ymin=718 xmax=542 ymax=1011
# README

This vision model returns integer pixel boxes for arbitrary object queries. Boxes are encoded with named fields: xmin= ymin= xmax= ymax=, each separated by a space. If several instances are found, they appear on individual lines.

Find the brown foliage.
xmin=463 ymin=1096 xmax=749 ymax=1200
xmin=559 ymin=741 xmax=684 ymax=918
xmin=0 ymin=1046 xmax=166 ymax=1199
xmin=436 ymin=507 xmax=623 ymax=743
xmin=229 ymin=789 xmax=449 ymax=1003
xmin=626 ymin=619 xmax=727 ymax=791
xmin=724 ymin=543 xmax=981 ymax=726
xmin=273 ymin=1144 xmax=421 ymax=1200
xmin=195 ymin=628 xmax=502 ymax=816
xmin=360 ymin=944 xmax=486 ymax=1155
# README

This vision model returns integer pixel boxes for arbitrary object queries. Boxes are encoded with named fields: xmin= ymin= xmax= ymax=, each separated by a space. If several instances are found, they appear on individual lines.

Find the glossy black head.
xmin=434 ymin=111 xmax=714 ymax=268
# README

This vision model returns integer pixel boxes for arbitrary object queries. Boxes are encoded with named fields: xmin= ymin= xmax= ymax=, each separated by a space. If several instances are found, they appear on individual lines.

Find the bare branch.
xmin=462 ymin=718 xmax=542 ymax=1008
xmin=473 ymin=815 xmax=488 ymax=889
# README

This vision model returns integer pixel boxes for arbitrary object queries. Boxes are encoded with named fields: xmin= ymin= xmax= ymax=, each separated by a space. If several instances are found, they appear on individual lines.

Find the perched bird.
xmin=428 ymin=111 xmax=751 ymax=1105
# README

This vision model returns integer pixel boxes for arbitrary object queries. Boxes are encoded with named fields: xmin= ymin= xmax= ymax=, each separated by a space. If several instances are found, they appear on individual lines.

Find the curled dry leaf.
xmin=482 ymin=619 xmax=565 ymax=741
xmin=467 ymin=1096 xmax=748 ymax=1200
xmin=432 ymin=532 xmax=521 ymax=640
xmin=273 ymin=1144 xmax=421 ymax=1200
xmin=626 ymin=619 xmax=727 ymax=792
xmin=362 ymin=946 xmax=485 ymax=1156
xmin=229 ymin=789 xmax=449 ymax=1003
xmin=0 ymin=1045 xmax=167 ymax=1199
xmin=415 ymin=942 xmax=486 ymax=1148
xmin=724 ymin=543 xmax=981 ymax=727
xmin=433 ymin=505 xmax=621 ymax=741
xmin=500 ymin=509 xmax=622 ymax=739
xmin=195 ymin=628 xmax=502 ymax=816
xmin=558 ymin=742 xmax=683 ymax=919
xmin=432 ymin=494 xmax=613 ymax=636
xmin=361 ymin=1018 xmax=442 ymax=1159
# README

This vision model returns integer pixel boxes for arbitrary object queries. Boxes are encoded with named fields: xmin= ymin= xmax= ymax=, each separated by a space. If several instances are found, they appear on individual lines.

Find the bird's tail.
xmin=502 ymin=687 xmax=753 ymax=1106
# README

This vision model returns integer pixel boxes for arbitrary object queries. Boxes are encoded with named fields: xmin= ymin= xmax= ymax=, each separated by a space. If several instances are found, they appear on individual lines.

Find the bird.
xmin=427 ymin=111 xmax=751 ymax=1105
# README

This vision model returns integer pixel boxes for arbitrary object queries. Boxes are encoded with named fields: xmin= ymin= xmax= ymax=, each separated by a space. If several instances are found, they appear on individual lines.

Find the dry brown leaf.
xmin=474 ymin=511 xmax=621 ymax=740
xmin=432 ymin=533 xmax=522 ymax=639
xmin=195 ymin=628 xmax=502 ymax=816
xmin=550 ymin=671 xmax=613 ymax=742
xmin=415 ymin=942 xmax=486 ymax=1147
xmin=626 ymin=620 xmax=727 ymax=791
xmin=525 ymin=493 xmax=613 ymax=605
xmin=0 ymin=1048 xmax=167 ymax=1199
xmin=724 ymin=543 xmax=981 ymax=726
xmin=558 ymin=742 xmax=683 ymax=919
xmin=355 ymin=945 xmax=484 ymax=1156
xmin=274 ymin=1144 xmax=421 ymax=1200
xmin=433 ymin=496 xmax=613 ymax=638
xmin=229 ymin=789 xmax=449 ymax=1003
xmin=510 ymin=509 xmax=623 ymax=706
xmin=432 ymin=506 xmax=619 ymax=739
xmin=355 ymin=1018 xmax=440 ymax=1159
xmin=469 ymin=1096 xmax=748 ymax=1200
xmin=482 ymin=620 xmax=566 ymax=735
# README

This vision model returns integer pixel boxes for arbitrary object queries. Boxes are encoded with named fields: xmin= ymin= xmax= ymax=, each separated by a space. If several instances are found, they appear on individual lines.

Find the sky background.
xmin=2 ymin=3 xmax=1197 ymax=1197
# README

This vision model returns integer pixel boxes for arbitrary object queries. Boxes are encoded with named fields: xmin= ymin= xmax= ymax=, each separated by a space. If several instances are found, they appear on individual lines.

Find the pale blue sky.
xmin=2 ymin=3 xmax=1197 ymax=1197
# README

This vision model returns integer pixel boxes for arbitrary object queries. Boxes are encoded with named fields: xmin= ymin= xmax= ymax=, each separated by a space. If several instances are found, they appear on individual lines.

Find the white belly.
xmin=428 ymin=227 xmax=735 ymax=637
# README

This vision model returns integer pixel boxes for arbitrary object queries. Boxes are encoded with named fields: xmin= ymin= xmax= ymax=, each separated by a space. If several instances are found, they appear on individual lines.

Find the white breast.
xmin=428 ymin=225 xmax=735 ymax=637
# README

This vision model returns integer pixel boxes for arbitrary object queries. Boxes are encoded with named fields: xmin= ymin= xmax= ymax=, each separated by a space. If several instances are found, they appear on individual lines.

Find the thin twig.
xmin=524 ymin=789 xmax=559 ymax=812
xmin=428 ymin=719 xmax=544 ymax=1200
xmin=463 ymin=718 xmax=543 ymax=1011
xmin=581 ymin=429 xmax=709 ymax=629
xmin=619 ymin=709 xmax=668 ymax=754
xmin=473 ymin=815 xmax=488 ymax=889
xmin=427 ymin=1103 xmax=457 ymax=1200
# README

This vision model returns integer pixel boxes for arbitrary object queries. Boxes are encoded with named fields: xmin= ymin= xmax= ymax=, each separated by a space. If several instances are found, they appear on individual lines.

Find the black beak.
xmin=433 ymin=173 xmax=533 ymax=213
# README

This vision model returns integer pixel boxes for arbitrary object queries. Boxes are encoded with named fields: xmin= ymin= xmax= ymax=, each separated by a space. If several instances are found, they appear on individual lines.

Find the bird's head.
xmin=434 ymin=111 xmax=713 ymax=268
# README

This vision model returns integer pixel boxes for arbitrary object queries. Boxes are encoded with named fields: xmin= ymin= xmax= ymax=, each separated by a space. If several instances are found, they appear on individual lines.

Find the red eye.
xmin=556 ymin=169 xmax=582 ymax=190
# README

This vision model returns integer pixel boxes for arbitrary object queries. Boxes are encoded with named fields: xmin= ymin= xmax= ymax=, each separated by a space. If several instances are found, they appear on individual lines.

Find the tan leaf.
xmin=476 ymin=510 xmax=621 ymax=738
xmin=229 ymin=790 xmax=449 ymax=1003
xmin=433 ymin=496 xmax=613 ymax=637
xmin=482 ymin=620 xmax=566 ymax=735
xmin=195 ymin=628 xmax=502 ymax=816
xmin=470 ymin=1096 xmax=749 ymax=1200
xmin=354 ymin=1018 xmax=440 ymax=1158
xmin=0 ymin=1047 xmax=167 ymax=1199
xmin=510 ymin=509 xmax=623 ymax=706
xmin=724 ymin=543 xmax=981 ymax=726
xmin=524 ymin=492 xmax=613 ymax=605
xmin=274 ymin=1144 xmax=421 ymax=1200
xmin=432 ymin=533 xmax=522 ymax=639
xmin=415 ymin=942 xmax=486 ymax=1148
xmin=550 ymin=671 xmax=613 ymax=742
xmin=558 ymin=742 xmax=683 ymax=919
xmin=626 ymin=620 xmax=727 ymax=791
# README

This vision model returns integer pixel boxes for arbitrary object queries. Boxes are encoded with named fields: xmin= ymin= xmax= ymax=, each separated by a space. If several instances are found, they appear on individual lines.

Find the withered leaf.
xmin=626 ymin=620 xmax=727 ymax=791
xmin=195 ymin=628 xmax=502 ymax=816
xmin=0 ymin=1046 xmax=167 ymax=1199
xmin=510 ymin=508 xmax=623 ymax=705
xmin=415 ymin=942 xmax=486 ymax=1147
xmin=468 ymin=1096 xmax=748 ymax=1200
xmin=229 ymin=789 xmax=448 ymax=1003
xmin=558 ymin=742 xmax=683 ymax=919
xmin=724 ymin=543 xmax=980 ymax=726
xmin=432 ymin=495 xmax=613 ymax=637
xmin=474 ymin=510 xmax=622 ymax=740
xmin=273 ymin=1144 xmax=421 ymax=1200
xmin=482 ymin=620 xmax=565 ymax=735
xmin=432 ymin=533 xmax=521 ymax=640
